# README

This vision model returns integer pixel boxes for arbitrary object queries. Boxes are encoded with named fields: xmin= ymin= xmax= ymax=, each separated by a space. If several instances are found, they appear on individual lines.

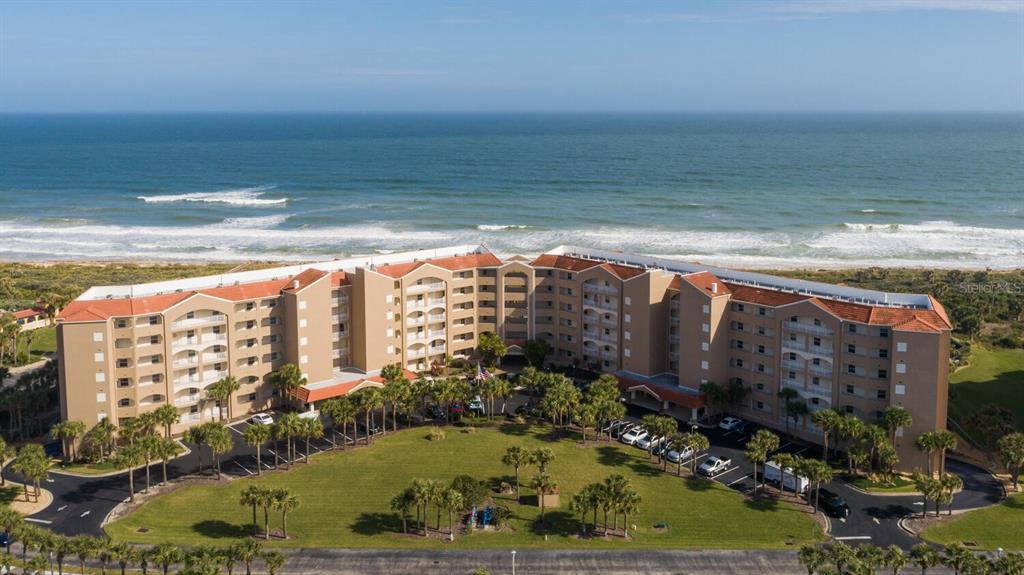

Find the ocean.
xmin=1 ymin=113 xmax=1021 ymax=269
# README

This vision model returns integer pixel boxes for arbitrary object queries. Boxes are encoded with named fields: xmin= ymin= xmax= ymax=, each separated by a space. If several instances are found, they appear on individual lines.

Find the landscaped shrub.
xmin=499 ymin=481 xmax=512 ymax=494
xmin=427 ymin=427 xmax=446 ymax=441
xmin=491 ymin=505 xmax=512 ymax=527
xmin=451 ymin=475 xmax=488 ymax=507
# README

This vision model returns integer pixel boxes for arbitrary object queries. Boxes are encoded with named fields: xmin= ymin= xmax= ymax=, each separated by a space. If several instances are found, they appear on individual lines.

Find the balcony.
xmin=782 ymin=359 xmax=804 ymax=371
xmin=427 ymin=313 xmax=445 ymax=323
xmin=172 ymin=314 xmax=226 ymax=331
xmin=426 ymin=298 xmax=446 ymax=307
xmin=428 ymin=345 xmax=446 ymax=355
xmin=334 ymin=295 xmax=349 ymax=306
xmin=174 ymin=394 xmax=200 ymax=407
xmin=173 ymin=357 xmax=198 ymax=369
xmin=428 ymin=329 xmax=446 ymax=340
xmin=407 ymin=316 xmax=425 ymax=327
xmin=406 ymin=300 xmax=427 ymax=311
xmin=407 ymin=282 xmax=445 ymax=295
xmin=584 ymin=283 xmax=617 ymax=295
xmin=407 ymin=332 xmax=427 ymax=343
xmin=783 ymin=321 xmax=834 ymax=337
xmin=407 ymin=349 xmax=426 ymax=359
xmin=808 ymin=364 xmax=834 ymax=377
xmin=202 ymin=351 xmax=228 ymax=363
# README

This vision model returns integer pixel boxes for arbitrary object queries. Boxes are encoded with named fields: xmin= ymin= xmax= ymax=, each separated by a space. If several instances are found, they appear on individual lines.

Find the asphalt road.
xmin=5 ymin=394 xmax=1004 ymax=550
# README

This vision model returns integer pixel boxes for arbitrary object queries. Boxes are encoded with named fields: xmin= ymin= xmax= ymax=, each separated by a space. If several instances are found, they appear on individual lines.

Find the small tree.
xmin=502 ymin=446 xmax=531 ymax=501
xmin=522 ymin=338 xmax=551 ymax=368
xmin=529 ymin=473 xmax=556 ymax=527
xmin=244 ymin=424 xmax=272 ymax=475
xmin=478 ymin=332 xmax=508 ymax=368
xmin=997 ymin=432 xmax=1024 ymax=491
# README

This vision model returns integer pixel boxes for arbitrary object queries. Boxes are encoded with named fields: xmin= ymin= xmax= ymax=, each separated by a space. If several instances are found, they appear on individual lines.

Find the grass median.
xmin=106 ymin=423 xmax=823 ymax=549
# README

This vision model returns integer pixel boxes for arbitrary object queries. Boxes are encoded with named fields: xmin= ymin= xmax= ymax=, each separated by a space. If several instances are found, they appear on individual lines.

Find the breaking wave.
xmin=137 ymin=186 xmax=287 ymax=206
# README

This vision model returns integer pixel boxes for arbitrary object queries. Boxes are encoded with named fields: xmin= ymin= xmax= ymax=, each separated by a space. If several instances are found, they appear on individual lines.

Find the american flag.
xmin=476 ymin=363 xmax=492 ymax=381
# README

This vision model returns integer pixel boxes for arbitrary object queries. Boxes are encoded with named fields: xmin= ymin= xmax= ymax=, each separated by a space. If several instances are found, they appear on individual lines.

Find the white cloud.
xmin=769 ymin=0 xmax=1022 ymax=14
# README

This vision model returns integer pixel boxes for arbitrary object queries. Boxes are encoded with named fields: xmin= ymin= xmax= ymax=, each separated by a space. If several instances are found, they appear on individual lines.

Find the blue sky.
xmin=1 ymin=0 xmax=1021 ymax=112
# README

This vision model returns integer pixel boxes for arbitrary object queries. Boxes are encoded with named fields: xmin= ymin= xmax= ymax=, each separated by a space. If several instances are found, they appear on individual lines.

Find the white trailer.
xmin=764 ymin=460 xmax=810 ymax=493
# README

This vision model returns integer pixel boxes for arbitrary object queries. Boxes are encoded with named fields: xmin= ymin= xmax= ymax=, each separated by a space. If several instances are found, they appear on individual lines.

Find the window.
xmin=896 ymin=342 xmax=907 ymax=353
xmin=788 ymin=371 xmax=795 ymax=379
xmin=624 ymin=296 xmax=631 ymax=305
xmin=845 ymin=406 xmax=855 ymax=414
xmin=95 ymin=372 xmax=105 ymax=382
xmin=812 ymin=376 xmax=820 ymax=386
xmin=879 ymin=348 xmax=889 ymax=358
xmin=300 ymin=336 xmax=308 ymax=346
xmin=846 ymin=384 xmax=855 ymax=394
xmin=247 ymin=392 xmax=257 ymax=402
xmin=247 ymin=320 xmax=256 ymax=329
xmin=811 ymin=397 xmax=820 ymax=405
xmin=96 ymin=392 xmax=107 ymax=402
xmin=247 ymin=357 xmax=257 ymax=366
xmin=186 ymin=311 xmax=195 ymax=319
xmin=300 ymin=355 xmax=309 ymax=364
xmin=757 ymin=363 xmax=765 ymax=373
xmin=246 ymin=302 xmax=255 ymax=311
xmin=298 ymin=300 xmax=307 ymax=310
xmin=735 ymin=340 xmax=744 ymax=350
xmin=624 ymin=313 xmax=631 ymax=323
xmin=94 ymin=352 xmax=105 ymax=362
xmin=118 ymin=398 xmax=131 ymax=407
xmin=757 ymin=344 xmax=765 ymax=354
xmin=755 ymin=401 xmax=765 ymax=410
xmin=299 ymin=319 xmax=308 ymax=328
xmin=879 ymin=328 xmax=890 ymax=337
xmin=150 ymin=335 xmax=159 ymax=345
xmin=149 ymin=316 xmax=159 ymax=325
xmin=624 ymin=348 xmax=631 ymax=358
xmin=117 ymin=358 xmax=129 ymax=368
xmin=701 ymin=323 xmax=709 ymax=333
xmin=117 ymin=378 xmax=130 ymax=388
xmin=152 ymin=374 xmax=162 ymax=383
xmin=701 ymin=342 xmax=709 ymax=351
xmin=896 ymin=363 xmax=906 ymax=374
xmin=876 ymin=389 xmax=887 ymax=400
xmin=814 ymin=318 xmax=822 ymax=326
xmin=878 ymin=369 xmax=888 ymax=379
xmin=269 ymin=352 xmax=280 ymax=361
xmin=93 ymin=332 xmax=104 ymax=342
xmin=895 ymin=384 xmax=906 ymax=395
xmin=115 ymin=319 xmax=128 ymax=328
xmin=736 ymin=304 xmax=745 ymax=312
xmin=789 ymin=353 xmax=797 ymax=360
xmin=269 ymin=334 xmax=280 ymax=343
xmin=387 ymin=344 xmax=395 ymax=354
xmin=756 ymin=383 xmax=765 ymax=391
xmin=735 ymin=359 xmax=744 ymax=368
xmin=848 ymin=344 xmax=856 ymax=354
xmin=790 ymin=316 xmax=797 ymax=322
xmin=700 ymin=360 xmax=709 ymax=370
xmin=812 ymin=358 xmax=821 ymax=366
xmin=848 ymin=324 xmax=857 ymax=334
xmin=758 ymin=307 xmax=766 ymax=316
xmin=624 ymin=331 xmax=631 ymax=340
xmin=758 ymin=326 xmax=766 ymax=336
xmin=789 ymin=334 xmax=797 ymax=342
xmin=813 ymin=337 xmax=821 ymax=347
xmin=702 ymin=304 xmax=710 ymax=314
xmin=848 ymin=364 xmax=856 ymax=374
xmin=269 ymin=316 xmax=279 ymax=325
xmin=736 ymin=322 xmax=744 ymax=331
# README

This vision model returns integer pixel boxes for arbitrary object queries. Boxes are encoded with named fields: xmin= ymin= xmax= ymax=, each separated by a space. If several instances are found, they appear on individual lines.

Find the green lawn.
xmin=12 ymin=325 xmax=57 ymax=364
xmin=921 ymin=493 xmax=1024 ymax=551
xmin=106 ymin=424 xmax=823 ymax=549
xmin=949 ymin=346 xmax=1024 ymax=435
xmin=52 ymin=459 xmax=119 ymax=475
xmin=846 ymin=474 xmax=917 ymax=494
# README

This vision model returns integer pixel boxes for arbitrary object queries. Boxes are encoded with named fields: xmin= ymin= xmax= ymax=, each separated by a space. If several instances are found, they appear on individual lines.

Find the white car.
xmin=620 ymin=427 xmax=648 ymax=446
xmin=719 ymin=416 xmax=742 ymax=431
xmin=250 ymin=412 xmax=274 ymax=426
xmin=468 ymin=395 xmax=485 ymax=414
xmin=698 ymin=455 xmax=732 ymax=476
xmin=636 ymin=434 xmax=664 ymax=451
xmin=665 ymin=445 xmax=695 ymax=464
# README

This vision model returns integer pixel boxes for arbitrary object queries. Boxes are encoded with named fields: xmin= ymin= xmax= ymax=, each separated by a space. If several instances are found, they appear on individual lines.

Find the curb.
xmin=50 ymin=440 xmax=192 ymax=478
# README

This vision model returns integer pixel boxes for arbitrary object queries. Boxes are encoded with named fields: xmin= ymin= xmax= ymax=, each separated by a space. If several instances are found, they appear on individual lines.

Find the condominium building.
xmin=57 ymin=245 xmax=950 ymax=471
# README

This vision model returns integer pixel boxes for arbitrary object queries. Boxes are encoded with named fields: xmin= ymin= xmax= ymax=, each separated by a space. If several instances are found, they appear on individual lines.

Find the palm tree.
xmin=109 ymin=542 xmax=136 ymax=575
xmin=502 ymin=446 xmax=531 ymax=501
xmin=300 ymin=417 xmax=324 ymax=462
xmin=261 ymin=551 xmax=287 ymax=575
xmin=240 ymin=485 xmax=264 ymax=536
xmin=183 ymin=424 xmax=208 ymax=474
xmin=532 ymin=447 xmax=554 ymax=473
xmin=151 ymin=404 xmax=180 ymax=439
xmin=277 ymin=413 xmax=301 ymax=466
xmin=857 ymin=543 xmax=884 ymax=573
xmin=882 ymin=406 xmax=913 ymax=447
xmin=53 ymin=535 xmax=73 ymax=575
xmin=798 ymin=544 xmax=829 ymax=575
xmin=154 ymin=437 xmax=179 ymax=485
xmin=70 ymin=535 xmax=96 ymax=575
xmin=0 ymin=438 xmax=14 ymax=487
xmin=138 ymin=434 xmax=162 ymax=493
xmin=267 ymin=363 xmax=306 ymax=406
xmin=680 ymin=431 xmax=710 ymax=476
xmin=909 ymin=543 xmax=940 ymax=575
xmin=812 ymin=409 xmax=841 ymax=462
xmin=207 ymin=376 xmax=241 ymax=421
xmin=12 ymin=444 xmax=49 ymax=502
xmin=137 ymin=545 xmax=154 ymax=575
xmin=803 ymin=459 xmax=833 ymax=512
xmin=244 ymin=423 xmax=272 ymax=474
xmin=257 ymin=489 xmax=275 ymax=540
xmin=381 ymin=371 xmax=409 ymax=432
xmin=569 ymin=490 xmax=592 ymax=535
xmin=235 ymin=539 xmax=262 ymax=575
xmin=746 ymin=429 xmax=780 ymax=497
xmin=51 ymin=420 xmax=86 ymax=463
xmin=883 ymin=544 xmax=907 ymax=575
xmin=95 ymin=537 xmax=112 ymax=575
xmin=778 ymin=387 xmax=800 ymax=435
xmin=0 ymin=508 xmax=21 ymax=555
xmin=150 ymin=542 xmax=183 ymax=575
xmin=441 ymin=488 xmax=465 ymax=538
xmin=530 ymin=473 xmax=556 ymax=527
xmin=320 ymin=397 xmax=356 ymax=448
xmin=774 ymin=452 xmax=796 ymax=496
xmin=933 ymin=431 xmax=957 ymax=477
xmin=941 ymin=543 xmax=974 ymax=575
xmin=828 ymin=541 xmax=858 ymax=575
xmin=203 ymin=423 xmax=233 ymax=478
xmin=618 ymin=489 xmax=641 ymax=538
xmin=390 ymin=488 xmax=416 ymax=534
xmin=838 ymin=415 xmax=866 ymax=474
xmin=940 ymin=473 xmax=964 ymax=515
xmin=916 ymin=432 xmax=940 ymax=478
xmin=272 ymin=489 xmax=300 ymax=539
xmin=222 ymin=543 xmax=245 ymax=575
xmin=409 ymin=478 xmax=432 ymax=536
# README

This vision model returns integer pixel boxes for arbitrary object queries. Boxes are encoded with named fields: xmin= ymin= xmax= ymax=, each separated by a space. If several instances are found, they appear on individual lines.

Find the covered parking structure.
xmin=614 ymin=370 xmax=707 ymax=424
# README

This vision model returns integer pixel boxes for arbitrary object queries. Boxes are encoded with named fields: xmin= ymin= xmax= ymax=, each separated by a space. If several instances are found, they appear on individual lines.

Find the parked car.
xmin=468 ymin=395 xmax=485 ymax=414
xmin=817 ymin=489 xmax=851 ymax=518
xmin=610 ymin=421 xmax=635 ymax=439
xmin=719 ymin=417 xmax=743 ymax=431
xmin=636 ymin=434 xmax=665 ymax=451
xmin=665 ymin=445 xmax=695 ymax=464
xmin=601 ymin=419 xmax=624 ymax=434
xmin=698 ymin=455 xmax=732 ymax=476
xmin=427 ymin=404 xmax=445 ymax=420
xmin=250 ymin=413 xmax=274 ymax=426
xmin=620 ymin=427 xmax=648 ymax=446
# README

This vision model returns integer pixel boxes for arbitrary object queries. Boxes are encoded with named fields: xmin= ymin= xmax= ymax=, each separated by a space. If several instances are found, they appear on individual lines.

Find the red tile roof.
xmin=13 ymin=308 xmax=45 ymax=320
xmin=373 ymin=261 xmax=424 ymax=278
xmin=724 ymin=282 xmax=810 ymax=307
xmin=680 ymin=271 xmax=730 ymax=296
xmin=331 ymin=271 xmax=350 ymax=287
xmin=200 ymin=278 xmax=292 ymax=302
xmin=530 ymin=254 xmax=602 ymax=272
xmin=59 ymin=292 xmax=195 ymax=322
xmin=283 ymin=268 xmax=328 ymax=292
xmin=374 ymin=252 xmax=502 ymax=278
xmin=294 ymin=369 xmax=418 ymax=403
xmin=615 ymin=374 xmax=706 ymax=410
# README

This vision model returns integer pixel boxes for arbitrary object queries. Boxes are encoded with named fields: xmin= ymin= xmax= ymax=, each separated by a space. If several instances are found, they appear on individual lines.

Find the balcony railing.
xmin=407 ymin=282 xmax=445 ymax=295
xmin=407 ymin=333 xmax=427 ymax=343
xmin=408 ymin=349 xmax=426 ymax=359
xmin=202 ymin=351 xmax=228 ymax=363
xmin=783 ymin=321 xmax=834 ymax=337
xmin=172 ymin=314 xmax=226 ymax=330
xmin=428 ymin=330 xmax=446 ymax=340
xmin=782 ymin=359 xmax=804 ymax=370
xmin=584 ymin=283 xmax=617 ymax=295
xmin=174 ymin=394 xmax=200 ymax=407
xmin=808 ymin=364 xmax=833 ymax=377
xmin=173 ymin=357 xmax=198 ymax=369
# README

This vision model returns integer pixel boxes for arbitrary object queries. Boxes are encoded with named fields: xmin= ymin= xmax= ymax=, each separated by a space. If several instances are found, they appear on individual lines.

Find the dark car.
xmin=817 ymin=489 xmax=850 ymax=518
xmin=427 ymin=404 xmax=445 ymax=420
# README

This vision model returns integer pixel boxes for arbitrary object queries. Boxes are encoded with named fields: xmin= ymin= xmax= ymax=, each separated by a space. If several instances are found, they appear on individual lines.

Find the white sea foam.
xmin=1 ymin=218 xmax=1020 ymax=269
xmin=137 ymin=186 xmax=287 ymax=206
xmin=477 ymin=224 xmax=530 ymax=231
